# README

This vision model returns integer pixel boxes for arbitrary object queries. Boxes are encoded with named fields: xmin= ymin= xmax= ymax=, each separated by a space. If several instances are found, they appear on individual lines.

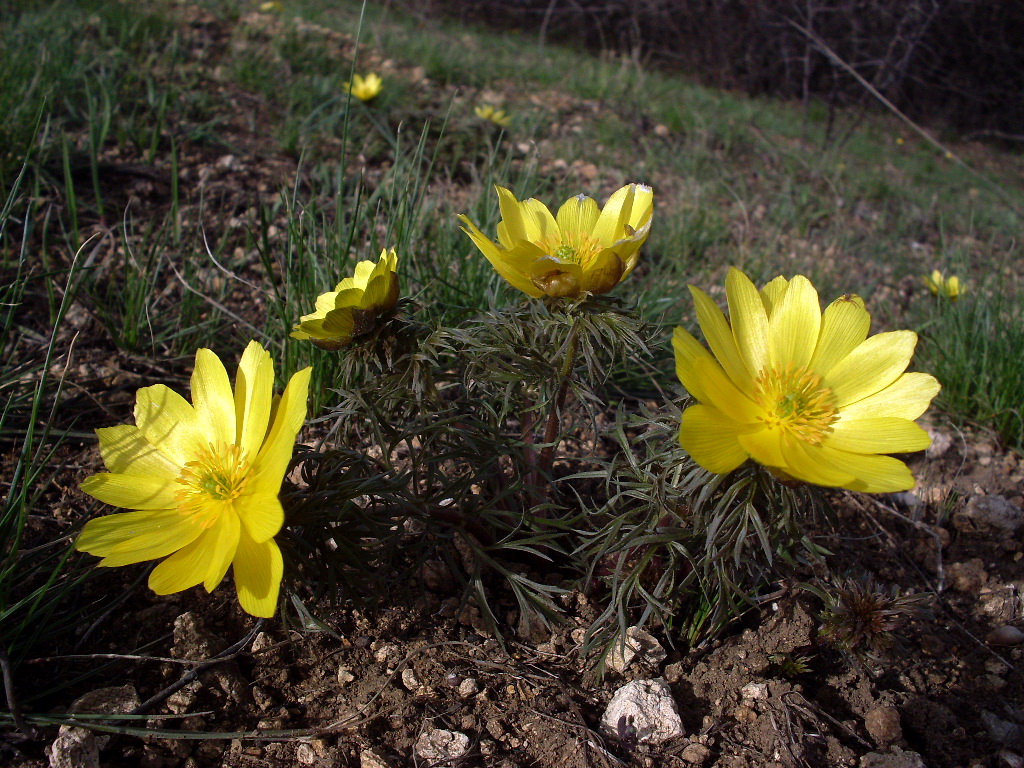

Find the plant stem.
xmin=537 ymin=315 xmax=580 ymax=479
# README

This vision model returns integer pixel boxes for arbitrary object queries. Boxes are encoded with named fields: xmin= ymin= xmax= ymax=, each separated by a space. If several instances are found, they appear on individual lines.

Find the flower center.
xmin=752 ymin=363 xmax=838 ymax=445
xmin=538 ymin=231 xmax=602 ymax=268
xmin=174 ymin=442 xmax=251 ymax=528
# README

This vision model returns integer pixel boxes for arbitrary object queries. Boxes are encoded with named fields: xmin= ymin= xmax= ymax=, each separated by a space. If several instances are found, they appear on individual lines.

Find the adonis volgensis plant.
xmin=73 ymin=180 xmax=939 ymax=654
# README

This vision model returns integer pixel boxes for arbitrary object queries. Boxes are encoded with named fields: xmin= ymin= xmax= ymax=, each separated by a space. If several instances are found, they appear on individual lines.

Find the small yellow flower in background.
xmin=258 ymin=1 xmax=282 ymax=12
xmin=896 ymin=137 xmax=904 ymax=145
xmin=343 ymin=72 xmax=383 ymax=102
xmin=673 ymin=268 xmax=940 ymax=493
xmin=291 ymin=249 xmax=400 ymax=350
xmin=475 ymin=105 xmax=511 ymax=127
xmin=924 ymin=269 xmax=963 ymax=301
xmin=458 ymin=184 xmax=653 ymax=299
xmin=76 ymin=342 xmax=312 ymax=618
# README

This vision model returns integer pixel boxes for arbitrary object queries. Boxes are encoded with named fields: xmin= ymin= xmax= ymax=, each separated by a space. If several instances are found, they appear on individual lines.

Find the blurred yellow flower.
xmin=924 ymin=269 xmax=963 ymax=301
xmin=258 ymin=1 xmax=282 ymax=12
xmin=343 ymin=72 xmax=383 ymax=102
xmin=458 ymin=184 xmax=653 ymax=299
xmin=475 ymin=105 xmax=511 ymax=127
xmin=291 ymin=249 xmax=400 ymax=350
xmin=76 ymin=342 xmax=311 ymax=618
xmin=673 ymin=268 xmax=940 ymax=492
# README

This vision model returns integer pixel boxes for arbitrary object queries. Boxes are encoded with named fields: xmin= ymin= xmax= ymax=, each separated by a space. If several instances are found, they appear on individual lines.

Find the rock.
xmin=740 ymin=682 xmax=769 ymax=704
xmin=458 ymin=678 xmax=480 ymax=698
xmin=859 ymin=747 xmax=926 ymax=768
xmin=337 ymin=665 xmax=356 ymax=686
xmin=47 ymin=685 xmax=141 ymax=768
xmin=988 ymin=626 xmax=1024 ymax=646
xmin=955 ymin=495 xmax=1024 ymax=535
xmin=360 ymin=748 xmax=393 ymax=768
xmin=401 ymin=668 xmax=420 ymax=691
xmin=865 ymin=706 xmax=903 ymax=746
xmin=947 ymin=558 xmax=988 ymax=593
xmin=600 ymin=678 xmax=685 ymax=745
xmin=414 ymin=729 xmax=471 ymax=764
xmin=295 ymin=743 xmax=317 ymax=765
xmin=998 ymin=749 xmax=1024 ymax=768
xmin=607 ymin=626 xmax=667 ymax=673
xmin=925 ymin=429 xmax=953 ymax=459
xmin=983 ymin=710 xmax=1024 ymax=750
xmin=680 ymin=742 xmax=711 ymax=764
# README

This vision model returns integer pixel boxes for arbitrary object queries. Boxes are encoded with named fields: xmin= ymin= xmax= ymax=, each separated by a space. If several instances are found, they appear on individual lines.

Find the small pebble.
xmin=987 ymin=626 xmax=1024 ymax=646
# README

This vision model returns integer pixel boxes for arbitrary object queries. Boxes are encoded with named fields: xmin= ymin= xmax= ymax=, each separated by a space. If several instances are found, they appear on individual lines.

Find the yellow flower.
xmin=343 ymin=72 xmax=383 ymax=102
xmin=291 ymin=249 xmax=400 ymax=350
xmin=924 ymin=269 xmax=963 ymax=301
xmin=673 ymin=268 xmax=940 ymax=493
xmin=457 ymin=184 xmax=653 ymax=299
xmin=258 ymin=1 xmax=282 ymax=12
xmin=475 ymin=105 xmax=511 ymax=127
xmin=76 ymin=342 xmax=312 ymax=618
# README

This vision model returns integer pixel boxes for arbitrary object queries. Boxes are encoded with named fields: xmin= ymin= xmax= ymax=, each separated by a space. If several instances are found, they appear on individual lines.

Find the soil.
xmin=4 ymin=4 xmax=1024 ymax=768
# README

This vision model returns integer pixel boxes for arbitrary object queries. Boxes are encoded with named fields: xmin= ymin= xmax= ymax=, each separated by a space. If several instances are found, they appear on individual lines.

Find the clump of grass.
xmin=915 ymin=283 xmax=1024 ymax=451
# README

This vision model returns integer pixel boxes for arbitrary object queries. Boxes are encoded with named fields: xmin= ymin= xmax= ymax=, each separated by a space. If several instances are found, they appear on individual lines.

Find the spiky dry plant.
xmin=816 ymin=574 xmax=930 ymax=659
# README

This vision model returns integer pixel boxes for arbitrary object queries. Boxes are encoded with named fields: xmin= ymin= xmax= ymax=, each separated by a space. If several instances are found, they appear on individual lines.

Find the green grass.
xmin=2 ymin=0 xmax=1024 ymax=696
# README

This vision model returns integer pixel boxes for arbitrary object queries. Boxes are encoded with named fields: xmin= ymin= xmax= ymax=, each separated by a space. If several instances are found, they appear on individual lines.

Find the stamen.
xmin=175 ymin=442 xmax=251 ymax=528
xmin=538 ymin=232 xmax=601 ymax=268
xmin=752 ymin=363 xmax=838 ymax=445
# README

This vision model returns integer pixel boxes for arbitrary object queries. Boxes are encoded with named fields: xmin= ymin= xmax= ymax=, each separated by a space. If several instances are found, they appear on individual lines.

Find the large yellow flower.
xmin=458 ymin=183 xmax=653 ymax=299
xmin=673 ymin=268 xmax=940 ymax=492
xmin=76 ymin=342 xmax=312 ymax=618
xmin=291 ymin=249 xmax=400 ymax=350
xmin=343 ymin=72 xmax=383 ymax=102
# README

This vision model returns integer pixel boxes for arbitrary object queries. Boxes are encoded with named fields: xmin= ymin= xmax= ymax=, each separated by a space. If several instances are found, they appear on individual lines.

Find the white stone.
xmin=360 ymin=748 xmax=392 ymax=768
xmin=740 ymin=682 xmax=769 ymax=702
xmin=600 ymin=678 xmax=685 ymax=744
xmin=414 ymin=730 xmax=471 ymax=763
xmin=401 ymin=668 xmax=420 ymax=691
xmin=458 ymin=678 xmax=480 ymax=698
xmin=960 ymin=495 xmax=1024 ymax=535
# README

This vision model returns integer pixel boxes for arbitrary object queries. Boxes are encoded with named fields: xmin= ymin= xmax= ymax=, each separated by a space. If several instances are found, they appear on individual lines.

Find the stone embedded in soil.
xmin=865 ymin=705 xmax=903 ymax=747
xmin=859 ymin=746 xmax=926 ymax=768
xmin=607 ymin=626 xmax=668 ymax=674
xmin=360 ymin=748 xmax=393 ymax=768
xmin=600 ymin=678 xmax=685 ymax=745
xmin=987 ymin=625 xmax=1024 ymax=646
xmin=947 ymin=558 xmax=989 ymax=593
xmin=47 ymin=685 xmax=141 ymax=768
xmin=955 ymin=494 xmax=1024 ymax=535
xmin=982 ymin=710 xmax=1024 ymax=750
xmin=458 ymin=677 xmax=480 ymax=698
xmin=414 ymin=729 xmax=471 ymax=763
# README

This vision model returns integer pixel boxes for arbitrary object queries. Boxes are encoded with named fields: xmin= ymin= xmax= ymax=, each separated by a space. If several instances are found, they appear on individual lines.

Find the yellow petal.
xmin=738 ymin=429 xmax=786 ymax=468
xmin=825 ymin=330 xmax=918 ymax=407
xmin=495 ymin=186 xmax=533 ymax=243
xmin=783 ymin=442 xmax=915 ymax=492
xmin=578 ymin=249 xmax=624 ymax=295
xmin=519 ymin=197 xmax=558 ymax=243
xmin=809 ymin=294 xmax=869 ymax=375
xmin=759 ymin=276 xmax=789 ymax=317
xmin=672 ymin=326 xmax=717 ymax=404
xmin=76 ymin=509 xmax=202 ymax=564
xmin=691 ymin=356 xmax=762 ymax=423
xmin=134 ymin=384 xmax=204 ymax=467
xmin=689 ymin=285 xmax=752 ymax=396
xmin=361 ymin=271 xmax=400 ymax=312
xmin=202 ymin=511 xmax=241 ymax=592
xmin=81 ymin=473 xmax=179 ymax=510
xmin=96 ymin=425 xmax=179 ymax=478
xmin=678 ymin=404 xmax=753 ymax=474
xmin=779 ymin=441 xmax=857 ymax=488
xmin=591 ymin=184 xmax=636 ymax=246
xmin=236 ymin=493 xmax=286 ymax=544
xmin=768 ymin=275 xmax=820 ymax=370
xmin=191 ymin=349 xmax=236 ymax=446
xmin=555 ymin=194 xmax=601 ymax=237
xmin=458 ymin=214 xmax=544 ymax=297
xmin=726 ymin=268 xmax=770 ymax=379
xmin=233 ymin=527 xmax=283 ymax=618
xmin=839 ymin=372 xmax=940 ymax=421
xmin=251 ymin=365 xmax=311 ymax=502
xmin=148 ymin=534 xmax=211 ymax=595
xmin=825 ymin=417 xmax=932 ymax=454
xmin=528 ymin=257 xmax=583 ymax=298
xmin=234 ymin=341 xmax=274 ymax=458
